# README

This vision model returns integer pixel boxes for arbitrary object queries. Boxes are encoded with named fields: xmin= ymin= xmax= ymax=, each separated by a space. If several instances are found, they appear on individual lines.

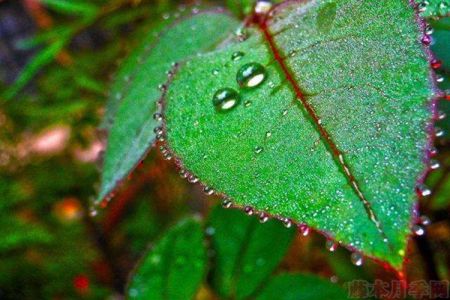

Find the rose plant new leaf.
xmin=162 ymin=0 xmax=437 ymax=269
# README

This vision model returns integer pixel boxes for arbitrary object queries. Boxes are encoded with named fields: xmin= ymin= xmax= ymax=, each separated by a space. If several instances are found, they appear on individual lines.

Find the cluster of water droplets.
xmin=212 ymin=58 xmax=268 ymax=112
xmin=418 ymin=1 xmax=449 ymax=18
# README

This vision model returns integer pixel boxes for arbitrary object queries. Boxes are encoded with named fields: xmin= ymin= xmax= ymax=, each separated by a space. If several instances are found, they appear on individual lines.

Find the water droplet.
xmin=212 ymin=69 xmax=219 ymax=75
xmin=89 ymin=208 xmax=98 ymax=217
xmin=154 ymin=127 xmax=163 ymax=135
xmin=420 ymin=215 xmax=431 ymax=226
xmin=222 ymin=199 xmax=232 ymax=208
xmin=244 ymin=206 xmax=254 ymax=216
xmin=163 ymin=152 xmax=172 ymax=160
xmin=413 ymin=224 xmax=425 ymax=236
xmin=205 ymin=226 xmax=215 ymax=236
xmin=162 ymin=13 xmax=170 ymax=20
xmin=213 ymin=88 xmax=241 ymax=111
xmin=153 ymin=112 xmax=163 ymax=121
xmin=330 ymin=275 xmax=339 ymax=283
xmin=326 ymin=239 xmax=338 ymax=252
xmin=188 ymin=175 xmax=199 ymax=183
xmin=429 ymin=146 xmax=438 ymax=156
xmin=282 ymin=109 xmax=288 ymax=116
xmin=203 ymin=186 xmax=214 ymax=195
xmin=422 ymin=35 xmax=432 ymax=45
xmin=298 ymin=224 xmax=310 ymax=236
xmin=416 ymin=184 xmax=431 ymax=197
xmin=351 ymin=252 xmax=364 ymax=266
xmin=244 ymin=100 xmax=252 ymax=107
xmin=265 ymin=131 xmax=272 ymax=138
xmin=255 ymin=0 xmax=273 ymax=15
xmin=179 ymin=169 xmax=188 ymax=178
xmin=283 ymin=218 xmax=292 ymax=228
xmin=231 ymin=51 xmax=245 ymax=61
xmin=418 ymin=1 xmax=428 ymax=12
xmin=235 ymin=27 xmax=247 ymax=41
xmin=436 ymin=75 xmax=444 ymax=83
xmin=435 ymin=127 xmax=444 ymax=137
xmin=425 ymin=25 xmax=434 ymax=35
xmin=430 ymin=159 xmax=440 ymax=170
xmin=259 ymin=213 xmax=269 ymax=223
xmin=438 ymin=111 xmax=446 ymax=120
xmin=431 ymin=59 xmax=442 ymax=69
xmin=236 ymin=63 xmax=267 ymax=88
xmin=254 ymin=146 xmax=263 ymax=154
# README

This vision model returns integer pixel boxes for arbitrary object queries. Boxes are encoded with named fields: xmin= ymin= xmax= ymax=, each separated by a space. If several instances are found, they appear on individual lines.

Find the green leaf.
xmin=3 ymin=39 xmax=67 ymax=100
xmin=165 ymin=0 xmax=434 ymax=268
xmin=208 ymin=206 xmax=295 ymax=299
xmin=40 ymin=0 xmax=98 ymax=17
xmin=98 ymin=9 xmax=240 ymax=202
xmin=127 ymin=218 xmax=206 ymax=300
xmin=255 ymin=273 xmax=348 ymax=300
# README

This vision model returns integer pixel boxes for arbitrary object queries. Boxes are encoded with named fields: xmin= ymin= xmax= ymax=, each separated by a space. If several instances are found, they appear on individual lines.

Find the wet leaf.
xmin=98 ymin=9 xmax=240 ymax=201
xmin=208 ymin=206 xmax=295 ymax=299
xmin=255 ymin=274 xmax=348 ymax=300
xmin=127 ymin=218 xmax=206 ymax=300
xmin=165 ymin=0 xmax=435 ymax=268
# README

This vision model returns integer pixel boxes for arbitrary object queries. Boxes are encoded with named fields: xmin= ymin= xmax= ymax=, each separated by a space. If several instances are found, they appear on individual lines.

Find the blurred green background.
xmin=0 ymin=0 xmax=449 ymax=299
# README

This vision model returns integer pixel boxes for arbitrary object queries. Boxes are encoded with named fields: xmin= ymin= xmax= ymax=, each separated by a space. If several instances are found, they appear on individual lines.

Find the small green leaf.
xmin=127 ymin=218 xmax=206 ymax=300
xmin=98 ymin=10 xmax=240 ymax=202
xmin=40 ymin=0 xmax=98 ymax=17
xmin=208 ymin=206 xmax=295 ymax=299
xmin=255 ymin=274 xmax=348 ymax=300
xmin=165 ymin=0 xmax=434 ymax=268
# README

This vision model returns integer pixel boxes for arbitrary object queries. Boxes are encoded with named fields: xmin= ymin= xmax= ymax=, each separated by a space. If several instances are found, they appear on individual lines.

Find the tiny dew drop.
xmin=430 ymin=159 xmax=440 ymax=170
xmin=212 ymin=69 xmax=219 ymax=75
xmin=326 ymin=239 xmax=338 ymax=252
xmin=236 ymin=63 xmax=267 ymax=88
xmin=282 ymin=218 xmax=292 ymax=228
xmin=259 ymin=212 xmax=269 ymax=223
xmin=298 ymin=224 xmax=310 ymax=236
xmin=231 ymin=51 xmax=245 ymax=61
xmin=254 ymin=146 xmax=263 ymax=154
xmin=188 ymin=174 xmax=199 ymax=183
xmin=153 ymin=112 xmax=163 ymax=121
xmin=213 ymin=88 xmax=241 ymax=111
xmin=265 ymin=131 xmax=272 ymax=138
xmin=420 ymin=215 xmax=431 ymax=226
xmin=244 ymin=206 xmax=254 ymax=216
xmin=203 ymin=186 xmax=214 ymax=195
xmin=222 ymin=199 xmax=232 ymax=208
xmin=255 ymin=0 xmax=273 ymax=15
xmin=413 ymin=224 xmax=425 ymax=236
xmin=416 ymin=184 xmax=431 ymax=197
xmin=244 ymin=100 xmax=252 ymax=108
xmin=351 ymin=252 xmax=364 ymax=266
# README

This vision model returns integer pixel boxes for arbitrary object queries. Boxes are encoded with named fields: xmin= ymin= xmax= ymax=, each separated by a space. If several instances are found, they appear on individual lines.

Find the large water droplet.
xmin=417 ymin=184 xmax=431 ymax=197
xmin=236 ymin=63 xmax=266 ymax=88
xmin=213 ymin=88 xmax=241 ymax=111
xmin=351 ymin=252 xmax=364 ymax=266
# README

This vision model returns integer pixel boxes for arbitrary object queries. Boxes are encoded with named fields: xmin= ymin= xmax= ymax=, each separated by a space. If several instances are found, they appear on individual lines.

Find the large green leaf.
xmin=255 ymin=274 xmax=348 ymax=300
xmin=208 ymin=206 xmax=295 ymax=299
xmin=98 ymin=10 xmax=240 ymax=201
xmin=127 ymin=218 xmax=206 ymax=300
xmin=165 ymin=0 xmax=435 ymax=268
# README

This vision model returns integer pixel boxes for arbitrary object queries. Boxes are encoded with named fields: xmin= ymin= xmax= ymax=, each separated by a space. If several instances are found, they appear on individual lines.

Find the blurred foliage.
xmin=0 ymin=0 xmax=449 ymax=299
